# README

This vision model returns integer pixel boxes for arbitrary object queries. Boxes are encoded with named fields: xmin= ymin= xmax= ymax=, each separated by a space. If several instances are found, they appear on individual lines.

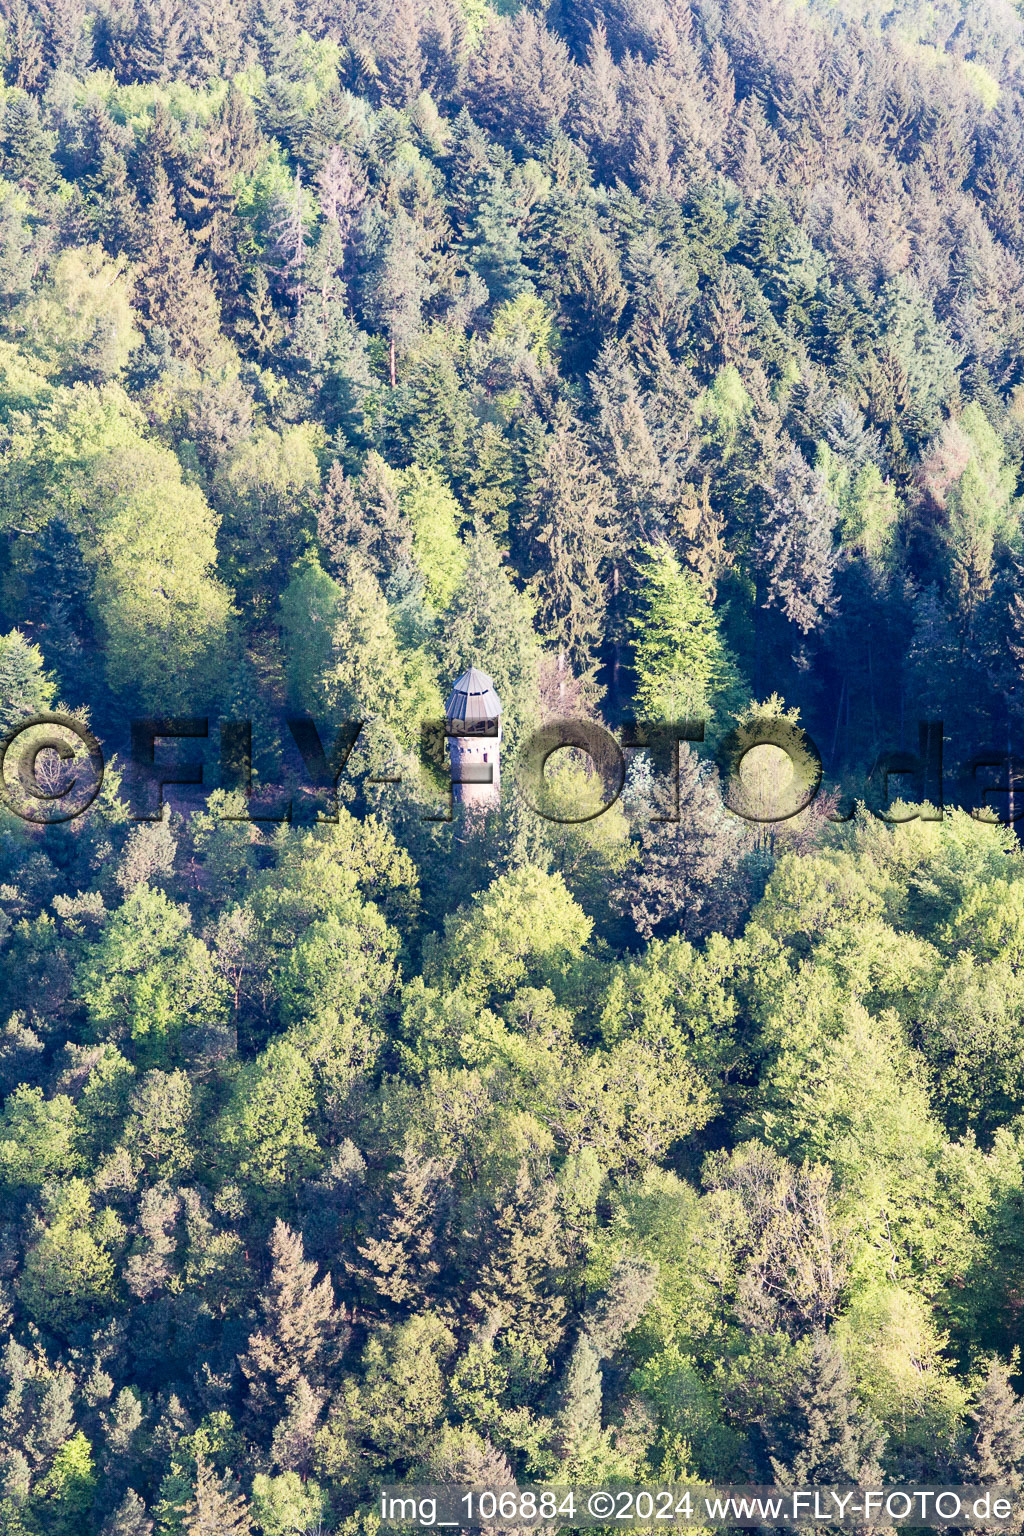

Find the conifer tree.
xmin=570 ymin=23 xmax=621 ymax=164
xmin=630 ymin=543 xmax=738 ymax=722
xmin=0 ymin=0 xmax=43 ymax=87
xmin=378 ymin=0 xmax=422 ymax=106
xmin=766 ymin=1333 xmax=885 ymax=1487
xmin=961 ymin=1359 xmax=1024 ymax=1494
xmin=526 ymin=409 xmax=616 ymax=674
xmin=185 ymin=1457 xmax=251 ymax=1536
xmin=267 ymin=170 xmax=307 ymax=310
xmin=101 ymin=1490 xmax=153 ymax=1536
xmin=0 ymin=91 xmax=57 ymax=192
xmin=437 ymin=528 xmax=542 ymax=751
xmin=354 ymin=1150 xmax=453 ymax=1306
xmin=239 ymin=1221 xmax=340 ymax=1415
xmin=126 ymin=0 xmax=185 ymax=81
xmin=754 ymin=446 xmax=840 ymax=634
xmin=36 ymin=0 xmax=88 ymax=75
xmin=362 ymin=207 xmax=425 ymax=384
xmin=135 ymin=167 xmax=222 ymax=363
xmin=468 ymin=1161 xmax=567 ymax=1351
xmin=616 ymin=743 xmax=747 ymax=940
xmin=553 ymin=1333 xmax=603 ymax=1458
xmin=0 ymin=629 xmax=56 ymax=734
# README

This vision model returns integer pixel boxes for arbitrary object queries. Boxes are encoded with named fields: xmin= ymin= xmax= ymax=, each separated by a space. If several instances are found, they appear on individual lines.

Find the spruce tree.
xmin=101 ymin=1491 xmax=153 ymax=1536
xmin=362 ymin=207 xmax=425 ymax=384
xmin=526 ymin=408 xmax=616 ymax=675
xmin=353 ymin=1149 xmax=453 ymax=1306
xmin=616 ymin=743 xmax=748 ymax=940
xmin=437 ymin=528 xmax=542 ymax=752
xmin=134 ymin=167 xmax=223 ymax=363
xmin=0 ymin=629 xmax=56 ymax=734
xmin=961 ymin=1359 xmax=1024 ymax=1494
xmin=126 ymin=0 xmax=185 ymax=82
xmin=0 ymin=0 xmax=44 ymax=88
xmin=766 ymin=1333 xmax=885 ymax=1488
xmin=0 ymin=92 xmax=57 ymax=192
xmin=185 ymin=1457 xmax=252 ymax=1536
xmin=754 ymin=445 xmax=840 ymax=634
xmin=239 ymin=1220 xmax=340 ymax=1414
xmin=553 ymin=1333 xmax=603 ymax=1458
xmin=630 ymin=543 xmax=739 ymax=722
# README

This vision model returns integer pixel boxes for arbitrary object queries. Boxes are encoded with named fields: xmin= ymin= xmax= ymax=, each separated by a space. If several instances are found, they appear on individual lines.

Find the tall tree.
xmin=238 ymin=1220 xmax=341 ymax=1415
xmin=526 ymin=408 xmax=616 ymax=675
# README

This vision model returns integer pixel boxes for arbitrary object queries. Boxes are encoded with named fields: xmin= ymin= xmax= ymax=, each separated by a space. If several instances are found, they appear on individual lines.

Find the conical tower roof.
xmin=444 ymin=666 xmax=502 ymax=727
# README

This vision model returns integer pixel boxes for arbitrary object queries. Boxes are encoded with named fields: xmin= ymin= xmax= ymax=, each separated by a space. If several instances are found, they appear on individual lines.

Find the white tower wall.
xmin=449 ymin=724 xmax=501 ymax=808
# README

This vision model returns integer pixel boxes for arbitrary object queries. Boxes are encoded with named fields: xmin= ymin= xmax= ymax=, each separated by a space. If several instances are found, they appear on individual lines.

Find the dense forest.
xmin=7 ymin=0 xmax=1024 ymax=1528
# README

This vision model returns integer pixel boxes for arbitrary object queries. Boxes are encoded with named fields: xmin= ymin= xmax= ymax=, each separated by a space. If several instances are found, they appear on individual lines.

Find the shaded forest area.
xmin=5 ymin=0 xmax=1024 ymax=1528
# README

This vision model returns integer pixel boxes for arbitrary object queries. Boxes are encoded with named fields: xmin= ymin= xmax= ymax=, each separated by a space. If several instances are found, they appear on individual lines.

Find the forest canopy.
xmin=3 ymin=0 xmax=1024 ymax=1529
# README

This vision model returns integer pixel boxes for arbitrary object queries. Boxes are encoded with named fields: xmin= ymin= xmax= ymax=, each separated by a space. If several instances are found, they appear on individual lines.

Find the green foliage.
xmin=0 ymin=626 xmax=55 ymax=733
xmin=214 ymin=1039 xmax=319 ymax=1192
xmin=2 ymin=383 xmax=232 ymax=708
xmin=17 ymin=1181 xmax=120 ymax=1333
xmin=2 ymin=0 xmax=1024 ymax=1525
xmin=630 ymin=544 xmax=740 ymax=722
xmin=76 ymin=886 xmax=229 ymax=1064
xmin=9 ymin=247 xmax=140 ymax=383
xmin=395 ymin=464 xmax=467 ymax=609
